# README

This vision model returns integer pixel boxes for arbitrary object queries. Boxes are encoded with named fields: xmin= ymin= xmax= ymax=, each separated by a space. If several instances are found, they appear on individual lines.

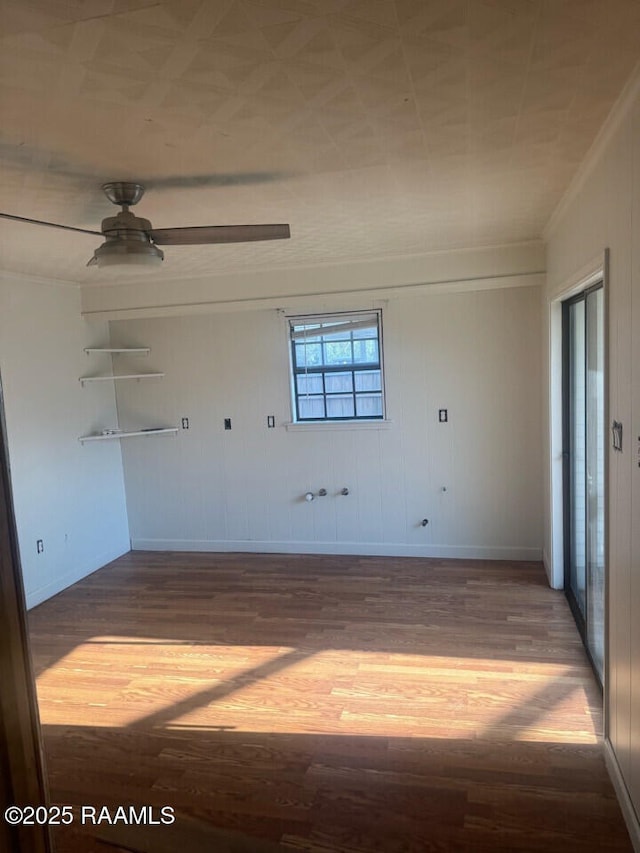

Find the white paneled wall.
xmin=111 ymin=283 xmax=542 ymax=559
xmin=545 ymin=79 xmax=640 ymax=844
xmin=0 ymin=274 xmax=130 ymax=608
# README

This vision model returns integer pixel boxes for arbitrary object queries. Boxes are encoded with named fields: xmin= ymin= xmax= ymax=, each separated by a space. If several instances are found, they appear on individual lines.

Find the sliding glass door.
xmin=563 ymin=284 xmax=605 ymax=683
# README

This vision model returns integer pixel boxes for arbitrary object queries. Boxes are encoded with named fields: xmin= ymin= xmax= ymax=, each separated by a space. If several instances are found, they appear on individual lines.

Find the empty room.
xmin=0 ymin=1 xmax=639 ymax=852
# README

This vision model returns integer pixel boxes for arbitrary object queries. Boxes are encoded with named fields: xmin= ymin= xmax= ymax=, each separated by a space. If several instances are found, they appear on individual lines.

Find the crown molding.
xmin=82 ymin=272 xmax=545 ymax=322
xmin=1 ymin=241 xmax=543 ymax=293
xmin=543 ymin=61 xmax=640 ymax=241
xmin=81 ymin=239 xmax=545 ymax=319
xmin=79 ymin=239 xmax=545 ymax=289
xmin=0 ymin=267 xmax=79 ymax=289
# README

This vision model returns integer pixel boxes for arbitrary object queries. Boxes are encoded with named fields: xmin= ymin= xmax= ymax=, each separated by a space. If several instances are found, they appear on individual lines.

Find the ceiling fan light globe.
xmin=91 ymin=237 xmax=164 ymax=268
xmin=97 ymin=253 xmax=163 ymax=268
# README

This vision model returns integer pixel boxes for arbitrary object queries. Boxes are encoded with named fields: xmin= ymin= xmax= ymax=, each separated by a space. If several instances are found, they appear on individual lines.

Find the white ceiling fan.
xmin=0 ymin=181 xmax=291 ymax=268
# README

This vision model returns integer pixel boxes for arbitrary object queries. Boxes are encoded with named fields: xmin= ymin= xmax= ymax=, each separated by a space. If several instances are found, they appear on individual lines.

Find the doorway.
xmin=0 ymin=371 xmax=52 ymax=852
xmin=562 ymin=282 xmax=605 ymax=684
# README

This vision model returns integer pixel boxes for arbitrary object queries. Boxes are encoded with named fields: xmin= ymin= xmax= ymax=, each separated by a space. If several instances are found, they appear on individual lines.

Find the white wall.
xmin=544 ymin=77 xmax=640 ymax=840
xmin=110 ymin=282 xmax=542 ymax=560
xmin=0 ymin=273 xmax=130 ymax=608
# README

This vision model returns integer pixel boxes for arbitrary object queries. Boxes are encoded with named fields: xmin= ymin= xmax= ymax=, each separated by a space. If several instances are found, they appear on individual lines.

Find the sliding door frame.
xmin=562 ymin=283 xmax=603 ymax=672
xmin=548 ymin=249 xmax=609 ymax=717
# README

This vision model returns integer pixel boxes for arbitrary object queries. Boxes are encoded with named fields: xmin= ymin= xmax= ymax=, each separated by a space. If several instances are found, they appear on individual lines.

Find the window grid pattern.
xmin=290 ymin=314 xmax=384 ymax=422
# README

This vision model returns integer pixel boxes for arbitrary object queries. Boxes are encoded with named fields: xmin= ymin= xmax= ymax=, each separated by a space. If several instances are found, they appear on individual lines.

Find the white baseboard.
xmin=130 ymin=538 xmax=542 ymax=562
xmin=25 ymin=543 xmax=130 ymax=609
xmin=604 ymin=738 xmax=640 ymax=852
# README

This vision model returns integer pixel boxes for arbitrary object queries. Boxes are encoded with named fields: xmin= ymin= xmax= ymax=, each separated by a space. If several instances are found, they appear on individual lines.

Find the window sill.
xmin=285 ymin=419 xmax=393 ymax=432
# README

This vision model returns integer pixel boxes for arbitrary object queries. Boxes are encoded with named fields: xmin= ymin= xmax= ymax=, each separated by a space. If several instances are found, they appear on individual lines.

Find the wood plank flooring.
xmin=27 ymin=552 xmax=632 ymax=852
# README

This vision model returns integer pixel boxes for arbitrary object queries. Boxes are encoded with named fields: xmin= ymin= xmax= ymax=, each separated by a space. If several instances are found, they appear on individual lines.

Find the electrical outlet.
xmin=224 ymin=418 xmax=232 ymax=430
xmin=267 ymin=415 xmax=275 ymax=428
xmin=181 ymin=417 xmax=189 ymax=429
xmin=36 ymin=539 xmax=44 ymax=554
xmin=438 ymin=409 xmax=448 ymax=423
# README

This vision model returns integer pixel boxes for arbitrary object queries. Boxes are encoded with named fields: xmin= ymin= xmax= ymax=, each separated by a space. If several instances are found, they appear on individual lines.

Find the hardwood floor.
xmin=27 ymin=552 xmax=631 ymax=852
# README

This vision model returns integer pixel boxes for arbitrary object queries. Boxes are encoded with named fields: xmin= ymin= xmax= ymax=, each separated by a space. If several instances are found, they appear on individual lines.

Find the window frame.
xmin=287 ymin=309 xmax=386 ymax=424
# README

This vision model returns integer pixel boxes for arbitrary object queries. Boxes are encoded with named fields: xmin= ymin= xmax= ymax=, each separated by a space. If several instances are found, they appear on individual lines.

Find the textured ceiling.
xmin=0 ymin=0 xmax=639 ymax=286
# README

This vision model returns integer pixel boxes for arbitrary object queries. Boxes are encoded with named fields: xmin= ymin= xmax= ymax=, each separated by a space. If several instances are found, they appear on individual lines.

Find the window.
xmin=289 ymin=311 xmax=385 ymax=422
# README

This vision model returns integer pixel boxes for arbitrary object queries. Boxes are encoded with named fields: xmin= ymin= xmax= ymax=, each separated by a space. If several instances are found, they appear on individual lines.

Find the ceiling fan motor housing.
xmin=94 ymin=209 xmax=164 ymax=266
xmin=101 ymin=209 xmax=154 ymax=241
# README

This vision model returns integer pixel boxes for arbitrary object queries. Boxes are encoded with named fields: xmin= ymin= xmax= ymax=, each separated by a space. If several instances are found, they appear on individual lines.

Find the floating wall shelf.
xmin=79 ymin=428 xmax=178 ymax=443
xmin=79 ymin=345 xmax=173 ymax=444
xmin=79 ymin=373 xmax=164 ymax=385
xmin=84 ymin=347 xmax=151 ymax=355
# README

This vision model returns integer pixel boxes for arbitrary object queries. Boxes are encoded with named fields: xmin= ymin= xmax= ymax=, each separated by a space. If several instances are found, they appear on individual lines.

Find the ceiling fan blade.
xmin=0 ymin=212 xmax=102 ymax=236
xmin=145 ymin=171 xmax=293 ymax=190
xmin=149 ymin=223 xmax=290 ymax=246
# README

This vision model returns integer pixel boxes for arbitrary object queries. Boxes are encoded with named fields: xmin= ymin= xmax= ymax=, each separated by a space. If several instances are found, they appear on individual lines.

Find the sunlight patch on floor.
xmin=35 ymin=639 xmax=600 ymax=744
